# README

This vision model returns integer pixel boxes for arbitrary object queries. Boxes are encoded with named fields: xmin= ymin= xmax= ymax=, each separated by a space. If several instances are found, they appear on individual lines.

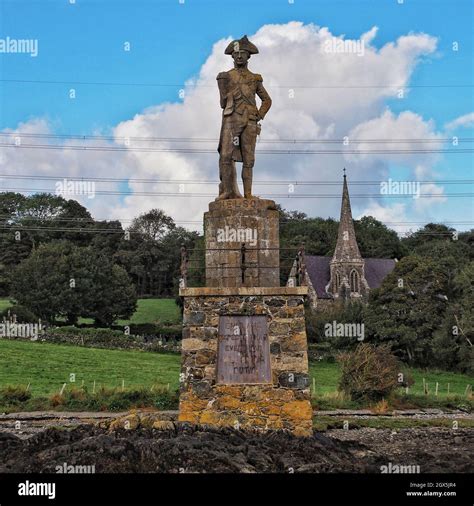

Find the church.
xmin=289 ymin=174 xmax=397 ymax=310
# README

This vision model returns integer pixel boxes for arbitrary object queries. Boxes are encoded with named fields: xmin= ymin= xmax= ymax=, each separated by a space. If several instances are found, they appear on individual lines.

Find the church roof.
xmin=306 ymin=255 xmax=396 ymax=299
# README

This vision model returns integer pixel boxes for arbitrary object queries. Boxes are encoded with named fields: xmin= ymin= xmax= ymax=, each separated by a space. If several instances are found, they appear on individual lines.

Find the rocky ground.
xmin=0 ymin=411 xmax=472 ymax=473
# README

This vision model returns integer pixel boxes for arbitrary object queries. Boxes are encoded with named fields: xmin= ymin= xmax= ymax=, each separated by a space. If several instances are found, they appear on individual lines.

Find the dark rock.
xmin=278 ymin=372 xmax=310 ymax=389
xmin=183 ymin=312 xmax=205 ymax=325
xmin=270 ymin=342 xmax=281 ymax=354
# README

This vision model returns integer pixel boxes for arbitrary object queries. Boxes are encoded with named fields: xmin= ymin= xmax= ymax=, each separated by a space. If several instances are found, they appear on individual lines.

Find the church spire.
xmin=332 ymin=170 xmax=362 ymax=262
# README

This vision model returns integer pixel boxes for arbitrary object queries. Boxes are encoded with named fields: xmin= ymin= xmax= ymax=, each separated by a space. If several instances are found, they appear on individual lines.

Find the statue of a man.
xmin=216 ymin=35 xmax=272 ymax=200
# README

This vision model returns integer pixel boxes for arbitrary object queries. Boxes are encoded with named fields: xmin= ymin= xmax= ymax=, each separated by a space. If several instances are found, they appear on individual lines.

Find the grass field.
xmin=1 ymin=339 xmax=472 ymax=405
xmin=118 ymin=298 xmax=181 ymax=325
xmin=309 ymin=361 xmax=473 ymax=399
xmin=0 ymin=298 xmax=181 ymax=326
xmin=0 ymin=339 xmax=180 ymax=398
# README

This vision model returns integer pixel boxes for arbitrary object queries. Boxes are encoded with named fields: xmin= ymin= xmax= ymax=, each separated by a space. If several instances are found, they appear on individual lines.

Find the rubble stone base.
xmin=178 ymin=287 xmax=313 ymax=437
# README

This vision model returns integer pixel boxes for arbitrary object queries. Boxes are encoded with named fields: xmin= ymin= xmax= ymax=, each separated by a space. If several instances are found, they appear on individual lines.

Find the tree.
xmin=402 ymin=223 xmax=456 ymax=251
xmin=354 ymin=216 xmax=407 ymax=259
xmin=128 ymin=209 xmax=175 ymax=241
xmin=278 ymin=209 xmax=405 ymax=260
xmin=363 ymin=255 xmax=450 ymax=367
xmin=117 ymin=211 xmax=198 ymax=296
xmin=0 ymin=193 xmax=95 ymax=290
xmin=11 ymin=241 xmax=136 ymax=325
xmin=85 ymin=256 xmax=137 ymax=327
xmin=434 ymin=261 xmax=474 ymax=373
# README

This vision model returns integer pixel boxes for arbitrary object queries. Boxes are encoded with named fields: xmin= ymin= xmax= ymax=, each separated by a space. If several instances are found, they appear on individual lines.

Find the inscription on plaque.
xmin=217 ymin=315 xmax=271 ymax=384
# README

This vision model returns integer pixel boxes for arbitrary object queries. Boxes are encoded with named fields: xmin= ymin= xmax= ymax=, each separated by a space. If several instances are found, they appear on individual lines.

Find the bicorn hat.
xmin=224 ymin=35 xmax=259 ymax=55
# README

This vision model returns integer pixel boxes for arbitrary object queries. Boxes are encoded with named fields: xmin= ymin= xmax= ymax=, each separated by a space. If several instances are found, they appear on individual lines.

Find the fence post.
xmin=297 ymin=243 xmax=306 ymax=286
xmin=180 ymin=244 xmax=188 ymax=289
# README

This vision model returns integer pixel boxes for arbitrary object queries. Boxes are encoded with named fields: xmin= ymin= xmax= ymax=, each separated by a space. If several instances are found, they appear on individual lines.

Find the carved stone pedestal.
xmin=204 ymin=198 xmax=280 ymax=288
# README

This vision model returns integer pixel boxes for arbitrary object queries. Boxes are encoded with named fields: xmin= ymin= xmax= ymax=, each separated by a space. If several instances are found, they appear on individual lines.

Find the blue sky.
xmin=1 ymin=0 xmax=473 ymax=131
xmin=0 ymin=0 xmax=473 ymax=232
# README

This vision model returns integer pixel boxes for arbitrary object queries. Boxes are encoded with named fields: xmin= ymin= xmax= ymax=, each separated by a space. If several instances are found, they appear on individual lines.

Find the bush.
xmin=128 ymin=323 xmax=181 ymax=339
xmin=0 ymin=385 xmax=32 ymax=405
xmin=0 ymin=305 xmax=39 ymax=323
xmin=338 ymin=343 xmax=401 ymax=401
xmin=43 ymin=326 xmax=181 ymax=353
xmin=41 ymin=386 xmax=178 ymax=412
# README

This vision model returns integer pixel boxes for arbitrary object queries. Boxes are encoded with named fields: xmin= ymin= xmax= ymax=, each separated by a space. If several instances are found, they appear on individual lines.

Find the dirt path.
xmin=0 ymin=408 xmax=471 ymax=439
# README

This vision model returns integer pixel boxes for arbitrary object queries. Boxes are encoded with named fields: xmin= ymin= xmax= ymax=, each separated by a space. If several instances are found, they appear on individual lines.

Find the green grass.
xmin=118 ymin=298 xmax=181 ymax=325
xmin=309 ymin=361 xmax=473 ymax=399
xmin=0 ymin=297 xmax=181 ymax=326
xmin=0 ymin=338 xmax=472 ymax=412
xmin=0 ymin=339 xmax=180 ymax=398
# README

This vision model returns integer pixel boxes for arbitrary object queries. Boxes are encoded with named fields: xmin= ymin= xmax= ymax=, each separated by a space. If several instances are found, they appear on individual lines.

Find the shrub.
xmin=0 ymin=305 xmax=39 ymax=324
xmin=50 ymin=386 xmax=179 ymax=412
xmin=128 ymin=323 xmax=181 ymax=339
xmin=338 ymin=343 xmax=401 ymax=401
xmin=0 ymin=385 xmax=32 ymax=405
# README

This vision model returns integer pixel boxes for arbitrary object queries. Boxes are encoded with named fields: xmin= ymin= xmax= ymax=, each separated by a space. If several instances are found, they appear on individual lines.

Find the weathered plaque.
xmin=217 ymin=315 xmax=271 ymax=384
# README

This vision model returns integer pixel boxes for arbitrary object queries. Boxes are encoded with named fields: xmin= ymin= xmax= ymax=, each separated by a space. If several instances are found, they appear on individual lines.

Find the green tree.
xmin=354 ymin=216 xmax=407 ymax=259
xmin=431 ymin=305 xmax=473 ymax=374
xmin=364 ymin=255 xmax=450 ymax=366
xmin=11 ymin=241 xmax=136 ymax=325
xmin=85 ymin=257 xmax=137 ymax=327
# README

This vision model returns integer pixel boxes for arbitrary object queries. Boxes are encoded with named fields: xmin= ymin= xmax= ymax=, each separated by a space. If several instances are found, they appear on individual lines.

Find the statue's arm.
xmin=256 ymin=77 xmax=272 ymax=120
xmin=216 ymin=72 xmax=228 ymax=109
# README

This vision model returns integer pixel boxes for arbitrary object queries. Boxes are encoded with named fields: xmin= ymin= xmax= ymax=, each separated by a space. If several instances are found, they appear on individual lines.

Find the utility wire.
xmin=1 ymin=132 xmax=471 ymax=144
xmin=1 ymin=174 xmax=472 ymax=185
xmin=0 ymin=187 xmax=470 ymax=198
xmin=2 ymin=78 xmax=473 ymax=89
xmin=0 ymin=215 xmax=471 ymax=225
xmin=0 ymin=143 xmax=472 ymax=154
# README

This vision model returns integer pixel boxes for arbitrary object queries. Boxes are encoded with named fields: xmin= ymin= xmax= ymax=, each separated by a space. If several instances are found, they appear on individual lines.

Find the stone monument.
xmin=178 ymin=36 xmax=313 ymax=436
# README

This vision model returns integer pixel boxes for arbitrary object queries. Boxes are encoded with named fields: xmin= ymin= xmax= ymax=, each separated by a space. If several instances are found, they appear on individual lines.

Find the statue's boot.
xmin=228 ymin=162 xmax=243 ymax=198
xmin=242 ymin=165 xmax=253 ymax=199
xmin=216 ymin=162 xmax=241 ymax=200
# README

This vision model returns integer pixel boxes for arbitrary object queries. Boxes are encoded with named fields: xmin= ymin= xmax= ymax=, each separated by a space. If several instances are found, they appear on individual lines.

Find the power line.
xmin=2 ymin=78 xmax=473 ymax=89
xmin=1 ymin=132 xmax=471 ymax=144
xmin=0 ymin=215 xmax=472 ymax=226
xmin=0 ymin=225 xmax=466 ymax=235
xmin=1 ymin=174 xmax=472 ymax=185
xmin=0 ymin=187 xmax=471 ymax=198
xmin=1 ymin=143 xmax=472 ymax=154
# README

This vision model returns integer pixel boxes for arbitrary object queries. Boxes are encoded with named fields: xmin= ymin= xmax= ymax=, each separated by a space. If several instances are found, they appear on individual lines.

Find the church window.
xmin=350 ymin=269 xmax=359 ymax=293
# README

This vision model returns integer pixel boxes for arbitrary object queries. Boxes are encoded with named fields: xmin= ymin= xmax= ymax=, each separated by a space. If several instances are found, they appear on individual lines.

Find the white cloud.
xmin=2 ymin=21 xmax=452 ymax=232
xmin=445 ymin=112 xmax=474 ymax=131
